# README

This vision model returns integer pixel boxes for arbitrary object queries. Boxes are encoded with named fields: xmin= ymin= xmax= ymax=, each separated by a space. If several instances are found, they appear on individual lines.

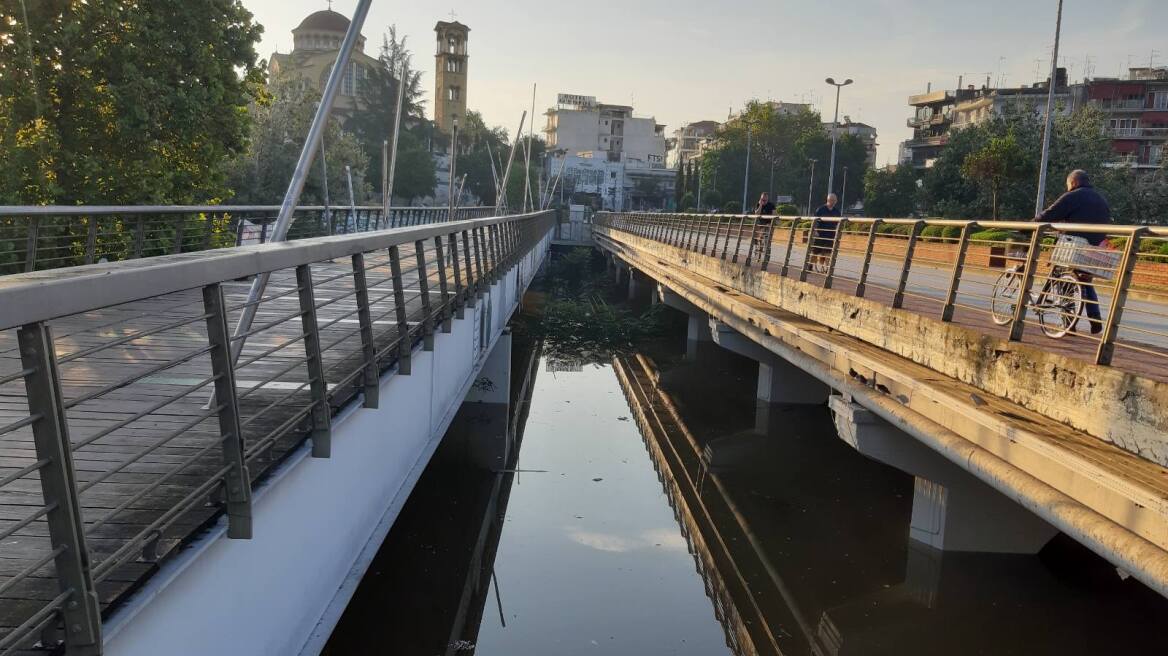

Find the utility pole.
xmin=840 ymin=166 xmax=849 ymax=217
xmin=1035 ymin=0 xmax=1064 ymax=215
xmin=825 ymin=77 xmax=854 ymax=196
xmin=806 ymin=158 xmax=817 ymax=215
xmin=386 ymin=59 xmax=408 ymax=215
xmin=447 ymin=116 xmax=459 ymax=221
xmin=741 ymin=121 xmax=752 ymax=212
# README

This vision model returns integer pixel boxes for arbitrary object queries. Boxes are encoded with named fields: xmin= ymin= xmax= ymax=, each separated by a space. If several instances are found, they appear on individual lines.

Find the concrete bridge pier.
xmin=439 ymin=332 xmax=513 ymax=472
xmin=829 ymin=396 xmax=1058 ymax=554
xmin=708 ymin=318 xmax=831 ymax=409
xmin=657 ymin=286 xmax=712 ymax=360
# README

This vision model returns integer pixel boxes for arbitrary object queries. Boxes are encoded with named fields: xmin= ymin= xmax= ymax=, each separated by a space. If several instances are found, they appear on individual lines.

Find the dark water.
xmin=325 ymin=291 xmax=1168 ymax=655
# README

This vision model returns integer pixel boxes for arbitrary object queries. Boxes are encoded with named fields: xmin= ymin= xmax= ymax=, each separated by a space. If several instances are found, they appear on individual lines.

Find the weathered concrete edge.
xmin=597 ymin=226 xmax=1168 ymax=466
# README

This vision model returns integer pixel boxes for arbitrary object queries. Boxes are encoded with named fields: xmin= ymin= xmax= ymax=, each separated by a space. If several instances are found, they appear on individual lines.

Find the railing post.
xmin=1095 ymin=227 xmax=1147 ymax=365
xmin=295 ymin=264 xmax=332 ymax=457
xmin=720 ymin=216 xmax=735 ymax=261
xmin=201 ymin=284 xmax=253 ymax=537
xmin=202 ymin=212 xmax=216 ymax=251
xmin=132 ymin=215 xmax=146 ymax=259
xmin=1007 ymin=224 xmax=1049 ymax=341
xmin=462 ymin=230 xmax=477 ymax=303
xmin=434 ymin=236 xmax=453 ymax=332
xmin=743 ymin=217 xmax=758 ymax=267
xmin=448 ymin=232 xmax=465 ymax=319
xmin=388 ymin=245 xmax=413 ymax=374
xmin=892 ymin=221 xmax=925 ymax=308
xmin=350 ymin=253 xmax=380 ymax=408
xmin=823 ymin=219 xmax=847 ymax=289
xmin=701 ymin=215 xmax=714 ymax=255
xmin=731 ymin=215 xmax=748 ymax=264
xmin=414 ymin=240 xmax=435 ymax=350
xmin=171 ymin=215 xmax=185 ymax=255
xmin=472 ymin=227 xmax=487 ymax=293
xmin=24 ymin=214 xmax=40 ymax=273
xmin=855 ymin=219 xmax=881 ymax=297
xmin=941 ymin=222 xmax=977 ymax=322
xmin=798 ymin=218 xmax=819 ymax=282
xmin=761 ymin=216 xmax=777 ymax=271
xmin=17 ymin=322 xmax=102 ymax=653
xmin=780 ymin=218 xmax=798 ymax=276
xmin=85 ymin=215 xmax=98 ymax=264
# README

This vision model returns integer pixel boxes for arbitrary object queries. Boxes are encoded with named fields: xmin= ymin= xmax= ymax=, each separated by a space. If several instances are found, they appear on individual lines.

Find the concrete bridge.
xmin=594 ymin=211 xmax=1168 ymax=598
xmin=0 ymin=210 xmax=553 ymax=654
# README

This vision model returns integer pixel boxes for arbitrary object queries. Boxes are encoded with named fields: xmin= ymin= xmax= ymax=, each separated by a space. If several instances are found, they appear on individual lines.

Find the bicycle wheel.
xmin=1038 ymin=272 xmax=1084 ymax=339
xmin=812 ymin=252 xmax=830 ymax=274
xmin=990 ymin=269 xmax=1020 ymax=325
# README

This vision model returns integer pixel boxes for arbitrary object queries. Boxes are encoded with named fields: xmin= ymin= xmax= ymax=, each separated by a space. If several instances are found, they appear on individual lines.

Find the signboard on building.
xmin=557 ymin=93 xmax=597 ymax=110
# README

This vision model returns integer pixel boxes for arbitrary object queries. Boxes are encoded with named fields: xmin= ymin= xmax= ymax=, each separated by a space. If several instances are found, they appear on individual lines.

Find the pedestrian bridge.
xmin=594 ymin=211 xmax=1168 ymax=598
xmin=0 ymin=209 xmax=553 ymax=655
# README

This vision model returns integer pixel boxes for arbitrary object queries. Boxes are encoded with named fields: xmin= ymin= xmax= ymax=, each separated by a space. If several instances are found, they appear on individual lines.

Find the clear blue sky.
xmin=247 ymin=0 xmax=1167 ymax=166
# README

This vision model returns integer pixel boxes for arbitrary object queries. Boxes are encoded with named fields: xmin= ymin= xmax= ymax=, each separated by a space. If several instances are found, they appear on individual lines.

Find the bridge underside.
xmin=595 ymin=223 xmax=1168 ymax=597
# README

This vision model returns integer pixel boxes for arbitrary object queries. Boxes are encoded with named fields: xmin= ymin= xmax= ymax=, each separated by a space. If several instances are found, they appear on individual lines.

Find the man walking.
xmin=811 ymin=193 xmax=841 ymax=268
xmin=751 ymin=193 xmax=775 ymax=261
xmin=1037 ymin=169 xmax=1113 ymax=334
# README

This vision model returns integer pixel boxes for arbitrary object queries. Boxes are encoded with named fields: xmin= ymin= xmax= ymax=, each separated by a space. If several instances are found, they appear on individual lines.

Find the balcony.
xmin=1106 ymin=126 xmax=1168 ymax=139
xmin=1096 ymin=99 xmax=1147 ymax=111
xmin=906 ymin=113 xmax=949 ymax=129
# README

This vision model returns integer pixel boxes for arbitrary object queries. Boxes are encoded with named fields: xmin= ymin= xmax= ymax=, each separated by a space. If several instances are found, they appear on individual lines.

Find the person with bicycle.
xmin=751 ymin=192 xmax=775 ymax=260
xmin=811 ymin=193 xmax=841 ymax=270
xmin=1037 ymin=169 xmax=1112 ymax=334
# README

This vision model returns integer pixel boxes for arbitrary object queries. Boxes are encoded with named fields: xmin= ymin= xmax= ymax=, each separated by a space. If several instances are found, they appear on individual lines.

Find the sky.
xmin=246 ymin=0 xmax=1167 ymax=166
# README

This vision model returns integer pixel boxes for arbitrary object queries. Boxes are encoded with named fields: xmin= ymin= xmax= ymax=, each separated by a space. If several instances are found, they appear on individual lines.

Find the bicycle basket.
xmin=1049 ymin=235 xmax=1120 ymax=279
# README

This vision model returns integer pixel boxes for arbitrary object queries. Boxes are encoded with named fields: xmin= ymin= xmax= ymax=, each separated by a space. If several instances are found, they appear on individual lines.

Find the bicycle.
xmin=989 ymin=235 xmax=1116 ymax=339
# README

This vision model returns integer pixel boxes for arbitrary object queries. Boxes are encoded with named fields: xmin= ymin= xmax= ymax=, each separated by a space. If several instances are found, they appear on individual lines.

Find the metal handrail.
xmin=0 ymin=210 xmax=554 ymax=654
xmin=0 ymin=205 xmax=496 ymax=276
xmin=595 ymin=212 xmax=1168 ymax=368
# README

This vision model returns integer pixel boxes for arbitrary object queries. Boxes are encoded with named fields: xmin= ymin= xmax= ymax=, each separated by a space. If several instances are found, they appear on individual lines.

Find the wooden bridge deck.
xmin=0 ymin=245 xmax=458 ymax=648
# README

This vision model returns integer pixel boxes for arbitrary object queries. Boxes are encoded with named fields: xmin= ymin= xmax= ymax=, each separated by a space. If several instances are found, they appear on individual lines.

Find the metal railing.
xmin=0 ymin=210 xmax=554 ymax=654
xmin=595 ymin=212 xmax=1168 ymax=369
xmin=0 ymin=205 xmax=495 ymax=275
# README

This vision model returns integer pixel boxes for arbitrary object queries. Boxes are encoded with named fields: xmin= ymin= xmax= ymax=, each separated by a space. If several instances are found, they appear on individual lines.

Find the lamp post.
xmin=741 ymin=120 xmax=753 ymax=212
xmin=825 ymin=77 xmax=854 ymax=197
xmin=1035 ymin=0 xmax=1064 ymax=215
xmin=841 ymin=165 xmax=849 ymax=217
xmin=806 ymin=158 xmax=817 ymax=215
xmin=447 ymin=115 xmax=459 ymax=221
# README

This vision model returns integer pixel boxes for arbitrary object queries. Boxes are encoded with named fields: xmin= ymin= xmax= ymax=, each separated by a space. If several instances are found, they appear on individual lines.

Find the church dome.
xmin=295 ymin=10 xmax=350 ymax=33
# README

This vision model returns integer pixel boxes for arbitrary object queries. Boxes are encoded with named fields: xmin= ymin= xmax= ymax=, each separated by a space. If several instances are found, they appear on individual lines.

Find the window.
xmin=447 ymin=86 xmax=460 ymax=101
xmin=1153 ymin=92 xmax=1168 ymax=110
xmin=1109 ymin=118 xmax=1139 ymax=136
xmin=448 ymin=37 xmax=458 ymax=54
xmin=446 ymin=59 xmax=462 ymax=73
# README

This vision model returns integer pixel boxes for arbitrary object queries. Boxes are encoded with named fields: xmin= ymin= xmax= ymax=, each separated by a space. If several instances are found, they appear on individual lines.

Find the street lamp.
xmin=825 ymin=77 xmax=853 ymax=198
xmin=841 ymin=166 xmax=849 ymax=217
xmin=741 ymin=119 xmax=753 ymax=213
xmin=1035 ymin=0 xmax=1064 ymax=215
xmin=806 ymin=158 xmax=817 ymax=215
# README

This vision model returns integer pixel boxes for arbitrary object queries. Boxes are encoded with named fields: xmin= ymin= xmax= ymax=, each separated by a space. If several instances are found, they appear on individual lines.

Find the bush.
xmin=723 ymin=201 xmax=742 ymax=214
xmin=942 ymin=226 xmax=963 ymax=239
xmin=970 ymin=229 xmax=1023 ymax=243
xmin=920 ymin=225 xmax=946 ymax=240
xmin=776 ymin=203 xmax=800 ymax=216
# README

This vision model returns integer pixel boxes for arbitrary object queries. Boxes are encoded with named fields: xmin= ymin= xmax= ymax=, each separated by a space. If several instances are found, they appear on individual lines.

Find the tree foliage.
xmin=0 ymin=0 xmax=265 ymax=204
xmin=961 ymin=132 xmax=1028 ymax=219
xmin=697 ymin=101 xmax=870 ymax=213
xmin=224 ymin=78 xmax=371 ymax=205
xmin=863 ymin=166 xmax=919 ymax=218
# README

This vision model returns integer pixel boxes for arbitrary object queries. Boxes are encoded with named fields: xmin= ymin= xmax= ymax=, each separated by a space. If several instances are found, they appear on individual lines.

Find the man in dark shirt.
xmin=751 ymin=193 xmax=776 ymax=260
xmin=1037 ymin=169 xmax=1113 ymax=333
xmin=812 ymin=193 xmax=841 ymax=260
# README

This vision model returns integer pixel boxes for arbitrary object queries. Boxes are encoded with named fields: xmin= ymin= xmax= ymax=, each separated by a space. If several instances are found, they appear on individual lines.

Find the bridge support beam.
xmin=709 ymin=318 xmax=830 ymax=406
xmin=657 ymin=286 xmax=711 ymax=360
xmin=441 ymin=332 xmax=513 ymax=471
xmin=829 ymin=396 xmax=1057 ymax=554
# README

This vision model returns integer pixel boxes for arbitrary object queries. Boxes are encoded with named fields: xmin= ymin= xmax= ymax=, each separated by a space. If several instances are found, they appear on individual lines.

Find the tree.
xmin=224 ymin=78 xmax=372 ymax=205
xmin=961 ymin=132 xmax=1028 ymax=219
xmin=1100 ymin=165 xmax=1168 ymax=226
xmin=347 ymin=26 xmax=430 ymax=201
xmin=0 ymin=0 xmax=265 ymax=204
xmin=864 ymin=166 xmax=919 ymax=218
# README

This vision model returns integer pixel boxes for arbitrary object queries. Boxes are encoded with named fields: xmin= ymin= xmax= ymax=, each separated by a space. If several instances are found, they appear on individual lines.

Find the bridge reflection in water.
xmin=323 ymin=315 xmax=1168 ymax=656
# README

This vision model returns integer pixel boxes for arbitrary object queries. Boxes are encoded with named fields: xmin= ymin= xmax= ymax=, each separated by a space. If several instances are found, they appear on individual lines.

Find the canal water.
xmin=325 ymin=250 xmax=1168 ymax=655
